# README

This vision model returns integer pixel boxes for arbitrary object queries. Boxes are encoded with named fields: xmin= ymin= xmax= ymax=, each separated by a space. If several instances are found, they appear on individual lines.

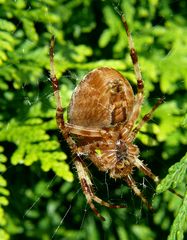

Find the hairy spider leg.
xmin=121 ymin=14 xmax=144 ymax=128
xmin=127 ymin=96 xmax=183 ymax=200
xmin=74 ymin=157 xmax=127 ymax=221
xmin=50 ymin=37 xmax=82 ymax=158
xmin=133 ymin=158 xmax=159 ymax=183
xmin=50 ymin=36 xmax=64 ymax=128
xmin=133 ymin=158 xmax=183 ymax=199
xmin=132 ymin=97 xmax=165 ymax=139
xmin=124 ymin=175 xmax=153 ymax=211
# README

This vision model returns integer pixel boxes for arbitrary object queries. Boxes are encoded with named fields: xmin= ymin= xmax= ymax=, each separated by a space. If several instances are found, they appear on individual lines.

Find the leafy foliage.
xmin=168 ymin=189 xmax=187 ymax=240
xmin=156 ymin=153 xmax=187 ymax=240
xmin=0 ymin=0 xmax=187 ymax=239
xmin=157 ymin=153 xmax=187 ymax=193
xmin=0 ymin=146 xmax=9 ymax=240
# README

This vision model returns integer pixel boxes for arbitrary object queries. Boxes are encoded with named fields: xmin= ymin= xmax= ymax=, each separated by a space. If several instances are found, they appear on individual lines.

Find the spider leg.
xmin=74 ymin=156 xmax=127 ymax=221
xmin=133 ymin=158 xmax=184 ymax=199
xmin=133 ymin=158 xmax=159 ymax=184
xmin=132 ymin=97 xmax=165 ymax=139
xmin=124 ymin=97 xmax=165 ymax=143
xmin=50 ymin=36 xmax=86 ymax=151
xmin=124 ymin=175 xmax=153 ymax=211
xmin=65 ymin=123 xmax=104 ymax=137
xmin=121 ymin=15 xmax=144 ymax=97
xmin=121 ymin=14 xmax=144 ymax=127
xmin=50 ymin=36 xmax=65 ymax=130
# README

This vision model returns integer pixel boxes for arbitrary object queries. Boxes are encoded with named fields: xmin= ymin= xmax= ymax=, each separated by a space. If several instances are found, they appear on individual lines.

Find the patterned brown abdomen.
xmin=68 ymin=67 xmax=134 ymax=127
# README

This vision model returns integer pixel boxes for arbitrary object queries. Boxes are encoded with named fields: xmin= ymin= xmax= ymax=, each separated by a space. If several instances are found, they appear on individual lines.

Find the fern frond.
xmin=156 ymin=153 xmax=187 ymax=193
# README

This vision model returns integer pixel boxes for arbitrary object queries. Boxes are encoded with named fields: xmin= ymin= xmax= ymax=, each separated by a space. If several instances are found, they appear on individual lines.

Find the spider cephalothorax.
xmin=50 ymin=14 xmax=163 ymax=221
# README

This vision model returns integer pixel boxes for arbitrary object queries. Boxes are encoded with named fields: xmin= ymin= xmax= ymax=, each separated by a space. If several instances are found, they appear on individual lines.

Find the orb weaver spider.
xmin=49 ymin=14 xmax=164 ymax=221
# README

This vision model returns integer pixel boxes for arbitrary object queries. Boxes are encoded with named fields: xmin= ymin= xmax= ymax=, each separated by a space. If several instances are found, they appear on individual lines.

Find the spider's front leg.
xmin=50 ymin=36 xmax=80 ymax=151
xmin=121 ymin=14 xmax=144 ymax=128
xmin=74 ymin=156 xmax=126 ymax=221
xmin=50 ymin=36 xmax=67 ymax=135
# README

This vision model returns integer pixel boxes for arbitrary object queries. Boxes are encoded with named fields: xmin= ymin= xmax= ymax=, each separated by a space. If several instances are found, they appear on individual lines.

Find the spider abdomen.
xmin=68 ymin=67 xmax=135 ymax=128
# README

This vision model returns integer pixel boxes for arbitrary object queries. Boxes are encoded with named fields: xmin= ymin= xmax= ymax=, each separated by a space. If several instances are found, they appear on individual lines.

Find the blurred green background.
xmin=0 ymin=0 xmax=187 ymax=239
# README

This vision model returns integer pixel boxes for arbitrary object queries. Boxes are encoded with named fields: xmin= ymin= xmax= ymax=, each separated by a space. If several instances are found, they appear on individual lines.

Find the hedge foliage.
xmin=0 ymin=0 xmax=187 ymax=239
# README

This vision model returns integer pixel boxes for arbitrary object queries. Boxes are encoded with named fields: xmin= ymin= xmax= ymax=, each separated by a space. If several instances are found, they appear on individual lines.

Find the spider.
xmin=49 ymin=14 xmax=164 ymax=221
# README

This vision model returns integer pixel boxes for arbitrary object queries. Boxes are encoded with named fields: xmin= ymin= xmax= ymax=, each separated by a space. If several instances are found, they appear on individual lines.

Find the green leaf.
xmin=0 ymin=196 xmax=8 ymax=206
xmin=168 ymin=189 xmax=187 ymax=240
xmin=0 ymin=229 xmax=9 ymax=240
xmin=156 ymin=153 xmax=187 ymax=193
xmin=0 ymin=176 xmax=7 ymax=187
xmin=22 ymin=19 xmax=39 ymax=42
xmin=0 ymin=19 xmax=16 ymax=32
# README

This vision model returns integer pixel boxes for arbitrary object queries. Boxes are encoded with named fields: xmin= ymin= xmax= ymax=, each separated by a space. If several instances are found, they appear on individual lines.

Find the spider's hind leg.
xmin=124 ymin=175 xmax=153 ymax=211
xmin=133 ymin=158 xmax=159 ymax=184
xmin=74 ymin=156 xmax=126 ymax=221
